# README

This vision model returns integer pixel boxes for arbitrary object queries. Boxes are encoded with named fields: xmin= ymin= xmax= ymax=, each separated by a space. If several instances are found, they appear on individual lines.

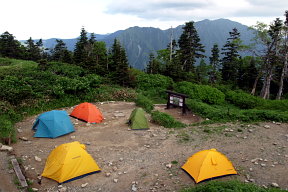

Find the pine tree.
xmin=25 ymin=37 xmax=42 ymax=61
xmin=209 ymin=44 xmax=221 ymax=84
xmin=91 ymin=41 xmax=108 ymax=75
xmin=146 ymin=53 xmax=161 ymax=74
xmin=108 ymin=39 xmax=130 ymax=86
xmin=221 ymin=28 xmax=241 ymax=84
xmin=196 ymin=59 xmax=209 ymax=84
xmin=74 ymin=27 xmax=89 ymax=66
xmin=51 ymin=39 xmax=72 ymax=63
xmin=178 ymin=21 xmax=205 ymax=73
xmin=0 ymin=31 xmax=24 ymax=59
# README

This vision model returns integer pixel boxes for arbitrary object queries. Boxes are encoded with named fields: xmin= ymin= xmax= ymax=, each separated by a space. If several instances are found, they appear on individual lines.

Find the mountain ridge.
xmin=30 ymin=19 xmax=255 ymax=69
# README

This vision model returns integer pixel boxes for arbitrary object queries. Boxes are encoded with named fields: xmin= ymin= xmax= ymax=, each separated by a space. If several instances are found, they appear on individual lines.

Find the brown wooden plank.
xmin=11 ymin=158 xmax=28 ymax=187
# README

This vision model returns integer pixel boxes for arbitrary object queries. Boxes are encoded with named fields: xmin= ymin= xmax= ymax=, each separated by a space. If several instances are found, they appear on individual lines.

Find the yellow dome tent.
xmin=42 ymin=141 xmax=101 ymax=183
xmin=182 ymin=148 xmax=237 ymax=183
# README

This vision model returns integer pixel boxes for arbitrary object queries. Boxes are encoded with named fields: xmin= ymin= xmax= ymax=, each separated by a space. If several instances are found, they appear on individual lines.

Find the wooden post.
xmin=11 ymin=158 xmax=28 ymax=188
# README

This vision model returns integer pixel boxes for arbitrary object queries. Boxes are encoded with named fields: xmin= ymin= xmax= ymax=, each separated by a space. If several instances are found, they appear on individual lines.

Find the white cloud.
xmin=0 ymin=0 xmax=286 ymax=40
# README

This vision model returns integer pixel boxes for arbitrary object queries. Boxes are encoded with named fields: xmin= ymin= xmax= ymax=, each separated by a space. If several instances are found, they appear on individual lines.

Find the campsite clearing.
xmin=3 ymin=101 xmax=288 ymax=191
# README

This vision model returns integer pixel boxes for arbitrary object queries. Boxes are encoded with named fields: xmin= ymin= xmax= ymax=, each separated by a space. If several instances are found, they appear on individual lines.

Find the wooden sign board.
xmin=166 ymin=90 xmax=188 ymax=114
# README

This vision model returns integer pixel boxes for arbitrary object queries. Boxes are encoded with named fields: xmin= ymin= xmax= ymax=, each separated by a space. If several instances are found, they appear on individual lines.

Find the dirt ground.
xmin=1 ymin=101 xmax=288 ymax=192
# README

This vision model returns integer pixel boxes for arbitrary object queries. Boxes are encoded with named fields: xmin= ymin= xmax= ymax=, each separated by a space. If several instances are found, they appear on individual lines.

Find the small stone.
xmin=119 ymin=158 xmax=124 ymax=161
xmin=8 ymin=170 xmax=14 ymax=174
xmin=32 ymin=188 xmax=38 ymax=191
xmin=249 ymin=179 xmax=255 ymax=183
xmin=264 ymin=125 xmax=270 ymax=129
xmin=105 ymin=172 xmax=111 ymax=177
xmin=260 ymin=163 xmax=266 ymax=167
xmin=70 ymin=136 xmax=76 ymax=139
xmin=81 ymin=183 xmax=88 ymax=188
xmin=154 ymin=174 xmax=159 ymax=177
xmin=264 ymin=159 xmax=268 ymax=162
xmin=0 ymin=145 xmax=13 ymax=152
xmin=166 ymin=163 xmax=172 ymax=168
xmin=249 ymin=168 xmax=253 ymax=171
xmin=17 ymin=128 xmax=23 ymax=133
xmin=251 ymin=158 xmax=260 ymax=163
xmin=112 ymin=166 xmax=118 ymax=171
xmin=206 ymin=118 xmax=210 ymax=121
xmin=276 ymin=122 xmax=281 ymax=125
xmin=113 ymin=179 xmax=118 ymax=183
xmin=58 ymin=185 xmax=63 ymax=188
xmin=132 ymin=184 xmax=137 ymax=192
xmin=58 ymin=187 xmax=67 ymax=192
xmin=243 ymin=136 xmax=247 ymax=139
xmin=248 ymin=129 xmax=253 ymax=133
xmin=271 ymin=183 xmax=279 ymax=188
xmin=273 ymin=143 xmax=277 ymax=145
xmin=35 ymin=156 xmax=42 ymax=162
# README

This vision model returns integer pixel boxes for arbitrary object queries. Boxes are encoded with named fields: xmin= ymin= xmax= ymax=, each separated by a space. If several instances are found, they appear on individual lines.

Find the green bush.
xmin=151 ymin=110 xmax=186 ymax=128
xmin=186 ymin=99 xmax=234 ymax=121
xmin=135 ymin=94 xmax=154 ymax=113
xmin=0 ymin=76 xmax=34 ymax=105
xmin=225 ymin=90 xmax=261 ymax=109
xmin=135 ymin=72 xmax=174 ymax=100
xmin=257 ymin=99 xmax=288 ymax=111
xmin=240 ymin=109 xmax=288 ymax=122
xmin=0 ymin=115 xmax=16 ymax=144
xmin=180 ymin=180 xmax=286 ymax=192
xmin=45 ymin=62 xmax=86 ymax=78
xmin=175 ymin=81 xmax=225 ymax=105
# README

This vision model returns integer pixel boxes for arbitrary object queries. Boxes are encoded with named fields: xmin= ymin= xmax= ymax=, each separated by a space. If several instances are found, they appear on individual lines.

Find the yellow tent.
xmin=182 ymin=148 xmax=237 ymax=183
xmin=42 ymin=141 xmax=101 ymax=183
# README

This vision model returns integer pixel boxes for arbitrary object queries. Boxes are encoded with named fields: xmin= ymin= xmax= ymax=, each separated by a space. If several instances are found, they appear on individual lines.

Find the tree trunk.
xmin=251 ymin=74 xmax=261 ymax=95
xmin=276 ymin=53 xmax=288 ymax=99
xmin=260 ymin=68 xmax=273 ymax=99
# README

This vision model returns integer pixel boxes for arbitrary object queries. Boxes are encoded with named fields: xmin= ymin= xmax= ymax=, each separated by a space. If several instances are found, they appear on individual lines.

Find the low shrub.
xmin=151 ymin=110 xmax=186 ymax=128
xmin=175 ymin=81 xmax=225 ymax=105
xmin=135 ymin=94 xmax=154 ymax=113
xmin=257 ymin=99 xmax=288 ymax=111
xmin=240 ymin=109 xmax=288 ymax=122
xmin=135 ymin=72 xmax=174 ymax=100
xmin=0 ymin=115 xmax=16 ymax=144
xmin=180 ymin=180 xmax=286 ymax=192
xmin=225 ymin=90 xmax=261 ymax=109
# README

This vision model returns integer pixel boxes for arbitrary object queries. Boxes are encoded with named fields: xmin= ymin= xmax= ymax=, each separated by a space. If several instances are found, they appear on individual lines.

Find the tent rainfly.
xmin=42 ymin=141 xmax=101 ymax=183
xmin=70 ymin=102 xmax=103 ymax=123
xmin=128 ymin=108 xmax=149 ymax=130
xmin=182 ymin=148 xmax=237 ymax=183
xmin=32 ymin=110 xmax=75 ymax=138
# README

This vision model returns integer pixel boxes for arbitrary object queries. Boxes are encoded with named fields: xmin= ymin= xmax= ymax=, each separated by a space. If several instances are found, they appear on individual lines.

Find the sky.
xmin=1 ymin=0 xmax=287 ymax=40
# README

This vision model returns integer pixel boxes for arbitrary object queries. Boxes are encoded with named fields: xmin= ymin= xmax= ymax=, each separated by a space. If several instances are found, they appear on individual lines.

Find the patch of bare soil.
xmin=2 ymin=102 xmax=288 ymax=191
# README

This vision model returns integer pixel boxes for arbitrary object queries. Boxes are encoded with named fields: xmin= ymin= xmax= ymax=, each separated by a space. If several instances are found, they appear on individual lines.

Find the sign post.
xmin=166 ymin=90 xmax=189 ymax=114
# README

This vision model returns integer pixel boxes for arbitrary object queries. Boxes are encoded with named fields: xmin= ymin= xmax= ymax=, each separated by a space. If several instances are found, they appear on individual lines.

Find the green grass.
xmin=0 ymin=57 xmax=37 ymax=70
xmin=180 ymin=180 xmax=286 ymax=192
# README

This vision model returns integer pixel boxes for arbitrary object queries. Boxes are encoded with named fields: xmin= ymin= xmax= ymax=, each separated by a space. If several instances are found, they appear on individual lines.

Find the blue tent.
xmin=32 ymin=110 xmax=75 ymax=138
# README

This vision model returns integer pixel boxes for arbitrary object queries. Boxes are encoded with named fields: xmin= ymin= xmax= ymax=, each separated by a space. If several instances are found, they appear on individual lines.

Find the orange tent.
xmin=182 ymin=148 xmax=237 ymax=183
xmin=70 ymin=102 xmax=103 ymax=123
